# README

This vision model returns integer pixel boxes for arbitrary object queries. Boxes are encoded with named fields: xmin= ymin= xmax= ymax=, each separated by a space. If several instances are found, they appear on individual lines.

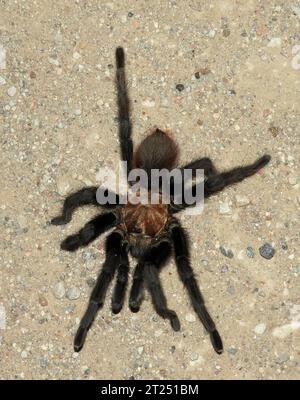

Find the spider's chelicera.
xmin=51 ymin=47 xmax=271 ymax=354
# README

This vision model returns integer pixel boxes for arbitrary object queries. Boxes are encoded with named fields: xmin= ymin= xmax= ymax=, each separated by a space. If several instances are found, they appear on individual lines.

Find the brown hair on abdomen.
xmin=133 ymin=128 xmax=179 ymax=175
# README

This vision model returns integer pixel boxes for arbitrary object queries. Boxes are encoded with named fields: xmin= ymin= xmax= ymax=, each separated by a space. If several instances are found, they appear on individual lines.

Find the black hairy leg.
xmin=111 ymin=249 xmax=129 ymax=314
xmin=115 ymin=47 xmax=133 ymax=173
xmin=74 ymin=232 xmax=126 ymax=352
xmin=144 ymin=263 xmax=180 ymax=331
xmin=60 ymin=211 xmax=118 ymax=252
xmin=170 ymin=154 xmax=271 ymax=213
xmin=51 ymin=47 xmax=272 ymax=355
xmin=170 ymin=157 xmax=217 ymax=199
xmin=181 ymin=157 xmax=217 ymax=179
xmin=204 ymin=155 xmax=271 ymax=198
xmin=129 ymin=239 xmax=174 ymax=313
xmin=51 ymin=187 xmax=119 ymax=226
xmin=129 ymin=262 xmax=145 ymax=312
xmin=142 ymin=241 xmax=181 ymax=331
xmin=170 ymin=222 xmax=223 ymax=354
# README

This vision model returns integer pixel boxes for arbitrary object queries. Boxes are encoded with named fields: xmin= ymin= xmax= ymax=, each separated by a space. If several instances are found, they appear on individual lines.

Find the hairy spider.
xmin=51 ymin=47 xmax=271 ymax=354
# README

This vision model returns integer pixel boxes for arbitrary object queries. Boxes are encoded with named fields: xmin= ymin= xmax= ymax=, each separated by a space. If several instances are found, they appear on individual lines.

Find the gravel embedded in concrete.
xmin=259 ymin=243 xmax=276 ymax=260
xmin=0 ymin=1 xmax=299 ymax=380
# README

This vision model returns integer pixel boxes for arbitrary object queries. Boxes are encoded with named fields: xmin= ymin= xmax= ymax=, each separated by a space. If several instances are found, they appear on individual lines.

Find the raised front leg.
xmin=116 ymin=47 xmax=133 ymax=174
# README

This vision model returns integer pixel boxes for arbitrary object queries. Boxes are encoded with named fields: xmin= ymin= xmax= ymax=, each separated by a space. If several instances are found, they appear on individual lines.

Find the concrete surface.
xmin=0 ymin=1 xmax=299 ymax=380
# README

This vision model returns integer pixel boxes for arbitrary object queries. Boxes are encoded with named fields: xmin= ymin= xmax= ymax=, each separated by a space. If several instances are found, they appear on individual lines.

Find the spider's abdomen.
xmin=133 ymin=128 xmax=179 ymax=175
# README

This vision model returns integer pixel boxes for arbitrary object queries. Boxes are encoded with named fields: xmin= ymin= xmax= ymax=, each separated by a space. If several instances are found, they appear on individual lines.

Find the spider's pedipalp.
xmin=60 ymin=211 xmax=118 ymax=252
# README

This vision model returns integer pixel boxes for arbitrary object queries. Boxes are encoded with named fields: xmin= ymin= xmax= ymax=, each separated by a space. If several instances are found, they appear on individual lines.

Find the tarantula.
xmin=51 ymin=47 xmax=271 ymax=354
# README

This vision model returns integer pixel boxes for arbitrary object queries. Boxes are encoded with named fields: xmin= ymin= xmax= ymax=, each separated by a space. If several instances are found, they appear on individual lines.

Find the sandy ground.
xmin=0 ymin=1 xmax=299 ymax=380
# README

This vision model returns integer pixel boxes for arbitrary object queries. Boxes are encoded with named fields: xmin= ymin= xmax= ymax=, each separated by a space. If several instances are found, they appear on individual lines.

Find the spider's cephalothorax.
xmin=119 ymin=196 xmax=170 ymax=258
xmin=51 ymin=47 xmax=271 ymax=354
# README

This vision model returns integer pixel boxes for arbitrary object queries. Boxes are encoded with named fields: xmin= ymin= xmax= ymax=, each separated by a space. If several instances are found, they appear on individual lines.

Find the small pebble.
xmin=142 ymin=99 xmax=155 ymax=107
xmin=82 ymin=249 xmax=97 ymax=262
xmin=246 ymin=247 xmax=255 ymax=258
xmin=235 ymin=194 xmax=250 ymax=207
xmin=185 ymin=313 xmax=196 ymax=323
xmin=38 ymin=295 xmax=48 ymax=307
xmin=56 ymin=176 xmax=71 ymax=196
xmin=221 ymin=265 xmax=229 ymax=273
xmin=254 ymin=323 xmax=266 ymax=335
xmin=57 ymin=121 xmax=65 ymax=129
xmin=227 ymin=285 xmax=235 ymax=295
xmin=155 ymin=329 xmax=163 ymax=337
xmin=223 ymin=28 xmax=231 ymax=37
xmin=175 ymin=83 xmax=185 ymax=92
xmin=0 ymin=305 xmax=6 ymax=329
xmin=207 ymin=29 xmax=215 ymax=38
xmin=220 ymin=246 xmax=234 ymax=259
xmin=7 ymin=86 xmax=17 ymax=97
xmin=291 ymin=266 xmax=299 ymax=274
xmin=66 ymin=287 xmax=81 ymax=300
xmin=0 ymin=76 xmax=6 ymax=85
xmin=52 ymin=282 xmax=65 ymax=299
xmin=269 ymin=126 xmax=280 ymax=137
xmin=275 ymin=353 xmax=290 ymax=364
xmin=73 ymin=51 xmax=81 ymax=60
xmin=48 ymin=57 xmax=59 ymax=66
xmin=227 ymin=346 xmax=238 ymax=355
xmin=291 ymin=5 xmax=300 ymax=16
xmin=267 ymin=37 xmax=282 ymax=47
xmin=259 ymin=243 xmax=275 ymax=260
xmin=21 ymin=351 xmax=28 ymax=359
xmin=219 ymin=202 xmax=231 ymax=215
xmin=65 ymin=305 xmax=75 ymax=314
xmin=190 ymin=352 xmax=199 ymax=361
xmin=137 ymin=346 xmax=144 ymax=355
xmin=40 ymin=357 xmax=48 ymax=368
xmin=86 ymin=278 xmax=96 ymax=287
xmin=288 ymin=175 xmax=298 ymax=185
